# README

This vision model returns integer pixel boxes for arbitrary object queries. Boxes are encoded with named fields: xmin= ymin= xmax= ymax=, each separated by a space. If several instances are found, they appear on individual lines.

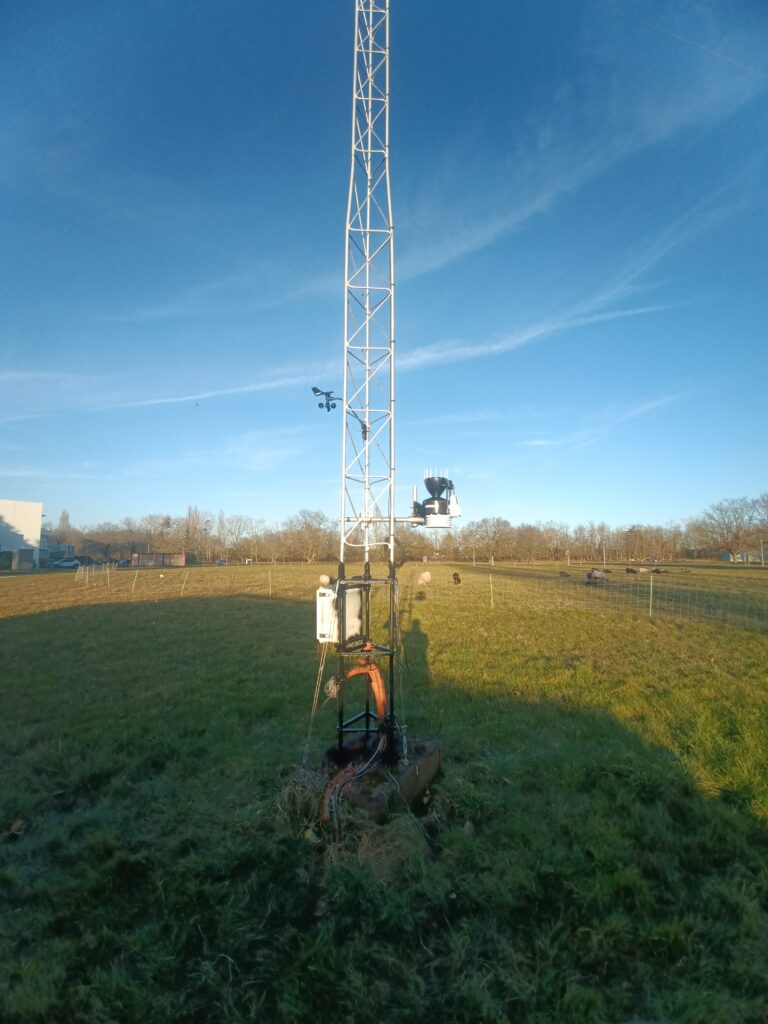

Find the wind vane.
xmin=311 ymin=386 xmax=338 ymax=412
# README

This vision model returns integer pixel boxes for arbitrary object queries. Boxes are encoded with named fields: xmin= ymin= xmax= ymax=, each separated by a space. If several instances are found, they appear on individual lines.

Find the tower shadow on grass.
xmin=400 ymin=615 xmax=431 ymax=691
xmin=389 ymin=611 xmax=768 ymax=1020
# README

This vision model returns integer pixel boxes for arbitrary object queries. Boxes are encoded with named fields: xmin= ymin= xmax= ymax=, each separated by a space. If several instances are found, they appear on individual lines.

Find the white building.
xmin=0 ymin=498 xmax=43 ymax=569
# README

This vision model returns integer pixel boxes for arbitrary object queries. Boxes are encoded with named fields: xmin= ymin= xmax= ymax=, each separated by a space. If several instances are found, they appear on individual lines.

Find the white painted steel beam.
xmin=339 ymin=0 xmax=395 ymax=565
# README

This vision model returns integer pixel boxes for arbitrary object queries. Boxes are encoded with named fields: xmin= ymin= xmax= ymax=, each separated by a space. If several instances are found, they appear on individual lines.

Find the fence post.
xmin=649 ymin=573 xmax=653 ymax=619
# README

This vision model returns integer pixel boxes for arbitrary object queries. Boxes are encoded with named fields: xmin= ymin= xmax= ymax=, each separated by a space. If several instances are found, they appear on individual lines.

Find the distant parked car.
xmin=54 ymin=558 xmax=80 ymax=570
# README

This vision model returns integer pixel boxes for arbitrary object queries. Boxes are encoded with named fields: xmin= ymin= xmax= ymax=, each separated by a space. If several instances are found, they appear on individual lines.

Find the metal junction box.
xmin=316 ymin=585 xmax=363 ymax=644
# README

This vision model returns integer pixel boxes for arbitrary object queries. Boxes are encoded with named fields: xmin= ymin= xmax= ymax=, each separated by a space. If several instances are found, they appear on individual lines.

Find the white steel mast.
xmin=340 ymin=0 xmax=395 ymax=570
xmin=313 ymin=0 xmax=459 ymax=769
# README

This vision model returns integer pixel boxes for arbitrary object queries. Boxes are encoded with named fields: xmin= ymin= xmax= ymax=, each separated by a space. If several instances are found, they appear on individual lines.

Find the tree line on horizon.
xmin=48 ymin=494 xmax=767 ymax=566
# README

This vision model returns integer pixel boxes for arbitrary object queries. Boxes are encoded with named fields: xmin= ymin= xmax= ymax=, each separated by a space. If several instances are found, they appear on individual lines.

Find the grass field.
xmin=1 ymin=564 xmax=767 ymax=1023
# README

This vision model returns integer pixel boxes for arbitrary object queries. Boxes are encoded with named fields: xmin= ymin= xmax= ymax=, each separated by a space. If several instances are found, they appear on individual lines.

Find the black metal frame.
xmin=334 ymin=559 xmax=398 ymax=763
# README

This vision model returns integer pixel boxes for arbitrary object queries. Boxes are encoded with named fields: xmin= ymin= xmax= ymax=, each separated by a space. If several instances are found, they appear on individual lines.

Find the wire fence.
xmin=398 ymin=567 xmax=768 ymax=633
xmin=5 ymin=562 xmax=766 ymax=635
xmin=80 ymin=564 xmax=768 ymax=632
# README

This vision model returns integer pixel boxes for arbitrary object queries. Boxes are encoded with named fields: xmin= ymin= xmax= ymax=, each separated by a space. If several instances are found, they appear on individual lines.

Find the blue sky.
xmin=2 ymin=0 xmax=767 ymax=530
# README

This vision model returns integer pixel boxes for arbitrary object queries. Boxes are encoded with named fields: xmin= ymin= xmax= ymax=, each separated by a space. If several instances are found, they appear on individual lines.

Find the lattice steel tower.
xmin=324 ymin=0 xmax=399 ymax=761
xmin=340 ymin=0 xmax=395 ymax=569
xmin=315 ymin=0 xmax=459 ymax=766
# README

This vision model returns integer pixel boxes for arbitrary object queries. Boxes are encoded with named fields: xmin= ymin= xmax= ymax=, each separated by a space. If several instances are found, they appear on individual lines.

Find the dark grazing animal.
xmin=586 ymin=568 xmax=608 ymax=585
xmin=452 ymin=572 xmax=462 ymax=585
xmin=625 ymin=567 xmax=637 ymax=574
xmin=558 ymin=571 xmax=570 ymax=577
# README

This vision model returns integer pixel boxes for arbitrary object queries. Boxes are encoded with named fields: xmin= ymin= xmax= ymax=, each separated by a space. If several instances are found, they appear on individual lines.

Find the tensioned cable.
xmin=303 ymin=587 xmax=339 ymax=764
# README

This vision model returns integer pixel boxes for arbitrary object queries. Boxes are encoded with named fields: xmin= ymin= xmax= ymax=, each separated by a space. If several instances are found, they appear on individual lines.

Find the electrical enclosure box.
xmin=316 ymin=587 xmax=337 ymax=643
xmin=316 ymin=585 xmax=363 ymax=644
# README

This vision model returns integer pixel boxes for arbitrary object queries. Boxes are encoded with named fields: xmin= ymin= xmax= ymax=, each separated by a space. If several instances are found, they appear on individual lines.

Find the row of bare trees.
xmin=48 ymin=507 xmax=338 ymax=565
xmin=444 ymin=496 xmax=767 ymax=563
xmin=440 ymin=496 xmax=766 ymax=564
xmin=48 ymin=494 xmax=767 ymax=565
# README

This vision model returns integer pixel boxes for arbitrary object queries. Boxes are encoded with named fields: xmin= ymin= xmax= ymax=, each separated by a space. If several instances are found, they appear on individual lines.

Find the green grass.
xmin=1 ymin=565 xmax=767 ymax=1023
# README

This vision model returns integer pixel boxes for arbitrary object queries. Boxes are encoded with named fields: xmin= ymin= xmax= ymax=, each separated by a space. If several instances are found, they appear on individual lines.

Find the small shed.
xmin=131 ymin=552 xmax=186 ymax=568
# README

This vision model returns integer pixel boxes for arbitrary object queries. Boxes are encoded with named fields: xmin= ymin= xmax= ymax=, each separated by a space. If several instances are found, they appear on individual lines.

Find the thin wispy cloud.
xmin=225 ymin=429 xmax=316 ymax=473
xmin=399 ymin=304 xmax=670 ymax=373
xmin=578 ymin=177 xmax=753 ymax=315
xmin=101 ymin=268 xmax=340 ymax=324
xmin=399 ymin=176 xmax=746 ymax=374
xmin=0 ymin=183 xmax=731 ymax=427
xmin=111 ymin=427 xmax=317 ymax=480
xmin=109 ymin=355 xmax=338 ymax=413
xmin=110 ymin=371 xmax=331 ymax=411
xmin=0 ymin=466 xmax=102 ymax=481
xmin=0 ymin=361 xmax=337 ymax=424
xmin=560 ymin=391 xmax=696 ymax=452
xmin=595 ymin=3 xmax=768 ymax=78
xmin=0 ymin=371 xmax=105 ymax=425
xmin=0 ymin=427 xmax=317 ymax=489
xmin=100 ymin=262 xmax=275 ymax=323
xmin=402 ymin=409 xmax=504 ymax=428
xmin=1 ymin=163 xmax=741 ymax=435
xmin=84 ymin=5 xmax=767 ymax=325
xmin=458 ymin=392 xmax=695 ymax=483
xmin=0 ymin=370 xmax=90 ymax=386
xmin=397 ymin=5 xmax=765 ymax=281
